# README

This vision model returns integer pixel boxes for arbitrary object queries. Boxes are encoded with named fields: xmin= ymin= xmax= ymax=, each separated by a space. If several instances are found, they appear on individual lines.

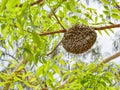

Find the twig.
xmin=29 ymin=23 xmax=120 ymax=36
xmin=39 ymin=29 xmax=66 ymax=36
xmin=48 ymin=0 xmax=67 ymax=18
xmin=37 ymin=23 xmax=120 ymax=36
xmin=56 ymin=78 xmax=68 ymax=89
xmin=18 ymin=0 xmax=44 ymax=7
xmin=100 ymin=52 xmax=120 ymax=65
xmin=47 ymin=40 xmax=62 ymax=56
xmin=94 ymin=24 xmax=120 ymax=30
xmin=94 ymin=52 xmax=120 ymax=72
xmin=46 ymin=2 xmax=66 ymax=56
xmin=52 ymin=10 xmax=66 ymax=30
xmin=48 ymin=3 xmax=66 ymax=30
xmin=5 ymin=53 xmax=18 ymax=62
xmin=115 ymin=4 xmax=120 ymax=10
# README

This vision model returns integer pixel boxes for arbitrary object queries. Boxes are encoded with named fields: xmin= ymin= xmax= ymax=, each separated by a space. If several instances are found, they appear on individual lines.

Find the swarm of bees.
xmin=62 ymin=24 xmax=97 ymax=54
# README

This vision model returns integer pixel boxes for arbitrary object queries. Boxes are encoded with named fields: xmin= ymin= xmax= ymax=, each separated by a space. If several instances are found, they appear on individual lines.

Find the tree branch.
xmin=39 ymin=29 xmax=66 ymax=36
xmin=37 ymin=24 xmax=120 ymax=36
xmin=48 ymin=0 xmax=67 ymax=18
xmin=94 ymin=24 xmax=120 ymax=30
xmin=115 ymin=4 xmax=120 ymax=10
xmin=48 ymin=3 xmax=66 ymax=30
xmin=47 ymin=40 xmax=62 ymax=56
xmin=45 ymin=2 xmax=67 ymax=56
xmin=100 ymin=52 xmax=120 ymax=65
xmin=18 ymin=0 xmax=44 ymax=7
xmin=51 ymin=9 xmax=66 ymax=30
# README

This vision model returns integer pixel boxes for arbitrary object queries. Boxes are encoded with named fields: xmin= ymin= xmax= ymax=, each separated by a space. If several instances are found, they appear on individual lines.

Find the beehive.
xmin=62 ymin=24 xmax=97 ymax=54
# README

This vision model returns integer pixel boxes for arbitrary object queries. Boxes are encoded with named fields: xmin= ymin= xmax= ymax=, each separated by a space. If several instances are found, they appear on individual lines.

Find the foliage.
xmin=0 ymin=0 xmax=120 ymax=89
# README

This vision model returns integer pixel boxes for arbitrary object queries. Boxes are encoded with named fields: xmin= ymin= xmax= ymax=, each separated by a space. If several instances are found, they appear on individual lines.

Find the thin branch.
xmin=115 ymin=4 xmax=120 ymax=10
xmin=39 ymin=29 xmax=66 ymax=36
xmin=100 ymin=52 xmax=120 ymax=65
xmin=36 ymin=24 xmax=120 ymax=36
xmin=56 ymin=78 xmax=68 ymax=89
xmin=49 ymin=5 xmax=66 ymax=30
xmin=93 ymin=52 xmax=120 ymax=72
xmin=20 ymin=23 xmax=120 ymax=39
xmin=46 ymin=2 xmax=66 ymax=56
xmin=52 ymin=10 xmax=66 ymax=30
xmin=0 ymin=59 xmax=11 ymax=63
xmin=47 ymin=40 xmax=62 ymax=56
xmin=94 ymin=24 xmax=120 ymax=30
xmin=18 ymin=0 xmax=44 ymax=7
xmin=5 ymin=53 xmax=18 ymax=62
xmin=48 ymin=0 xmax=67 ymax=18
xmin=30 ymin=0 xmax=44 ymax=6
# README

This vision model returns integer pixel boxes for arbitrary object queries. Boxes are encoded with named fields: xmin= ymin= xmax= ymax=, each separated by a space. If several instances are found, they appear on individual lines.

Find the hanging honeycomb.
xmin=62 ymin=24 xmax=97 ymax=54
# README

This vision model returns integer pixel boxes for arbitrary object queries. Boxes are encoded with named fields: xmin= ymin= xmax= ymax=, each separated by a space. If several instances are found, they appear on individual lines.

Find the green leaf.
xmin=52 ymin=65 xmax=60 ymax=74
xmin=79 ymin=18 xmax=88 ymax=25
xmin=104 ymin=30 xmax=110 ymax=36
xmin=36 ymin=65 xmax=44 ymax=76
xmin=69 ymin=16 xmax=79 ymax=24
xmin=80 ymin=2 xmax=86 ymax=9
xmin=65 ymin=0 xmax=76 ymax=12
xmin=101 ymin=0 xmax=109 ymax=4
xmin=24 ymin=47 xmax=32 ymax=54
xmin=8 ymin=40 xmax=13 ymax=49
xmin=31 ymin=31 xmax=41 ymax=47
xmin=59 ymin=59 xmax=66 ymax=65
xmin=0 ymin=82 xmax=4 ymax=86
xmin=14 ymin=77 xmax=22 ymax=82
xmin=112 ymin=14 xmax=120 ymax=19
xmin=104 ymin=6 xmax=109 ymax=10
xmin=109 ymin=29 xmax=114 ymax=33
xmin=23 ymin=81 xmax=35 ymax=88
xmin=111 ymin=8 xmax=120 ymax=14
xmin=48 ymin=72 xmax=54 ymax=81
xmin=17 ymin=65 xmax=25 ymax=71
xmin=17 ymin=83 xmax=23 ymax=90
xmin=8 ymin=62 xmax=17 ymax=68
xmin=44 ymin=61 xmax=51 ymax=75
xmin=103 ymin=11 xmax=110 ymax=16
xmin=95 ymin=16 xmax=98 ymax=23
xmin=6 ymin=0 xmax=20 ymax=10
xmin=98 ymin=30 xmax=102 ymax=35
xmin=0 ymin=0 xmax=8 ymax=12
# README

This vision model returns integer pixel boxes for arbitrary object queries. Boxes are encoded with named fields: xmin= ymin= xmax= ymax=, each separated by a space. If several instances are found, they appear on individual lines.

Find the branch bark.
xmin=94 ymin=24 xmax=120 ymax=30
xmin=48 ymin=0 xmax=67 ymax=18
xmin=47 ymin=40 xmax=62 ymax=56
xmin=100 ymin=52 xmax=120 ymax=65
xmin=50 ymin=8 xmax=66 ymax=30
xmin=39 ymin=29 xmax=66 ymax=36
xmin=18 ymin=0 xmax=44 ymax=7
xmin=37 ymin=24 xmax=120 ymax=36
